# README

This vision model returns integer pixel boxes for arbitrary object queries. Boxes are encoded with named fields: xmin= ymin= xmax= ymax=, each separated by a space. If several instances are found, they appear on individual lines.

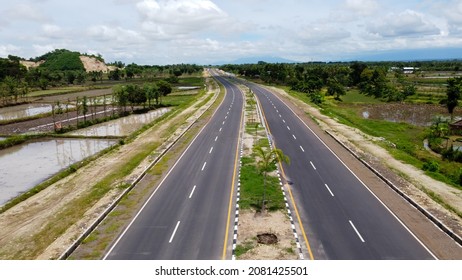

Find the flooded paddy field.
xmin=0 ymin=104 xmax=54 ymax=121
xmin=68 ymin=107 xmax=171 ymax=137
xmin=359 ymin=103 xmax=462 ymax=126
xmin=0 ymin=138 xmax=117 ymax=206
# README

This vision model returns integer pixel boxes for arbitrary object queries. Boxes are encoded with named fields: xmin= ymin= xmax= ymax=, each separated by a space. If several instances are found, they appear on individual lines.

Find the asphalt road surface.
xmin=247 ymin=81 xmax=436 ymax=260
xmin=104 ymin=73 xmax=242 ymax=260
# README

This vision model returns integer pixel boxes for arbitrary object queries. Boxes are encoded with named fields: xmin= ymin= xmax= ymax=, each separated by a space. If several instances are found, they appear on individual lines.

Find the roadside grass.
xmin=19 ymin=140 xmax=159 ymax=259
xmin=177 ymin=76 xmax=203 ymax=86
xmin=338 ymin=89 xmax=383 ymax=104
xmin=162 ymin=94 xmax=196 ymax=107
xmin=321 ymin=102 xmax=462 ymax=191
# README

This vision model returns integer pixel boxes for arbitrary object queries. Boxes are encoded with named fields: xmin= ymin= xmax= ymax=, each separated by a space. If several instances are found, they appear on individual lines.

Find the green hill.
xmin=36 ymin=49 xmax=85 ymax=71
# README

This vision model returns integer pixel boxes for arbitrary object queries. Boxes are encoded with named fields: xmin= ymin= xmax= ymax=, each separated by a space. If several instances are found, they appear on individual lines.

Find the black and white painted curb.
xmin=231 ymin=94 xmax=246 ymax=260
xmin=231 ymin=91 xmax=304 ymax=260
xmin=256 ymin=92 xmax=305 ymax=260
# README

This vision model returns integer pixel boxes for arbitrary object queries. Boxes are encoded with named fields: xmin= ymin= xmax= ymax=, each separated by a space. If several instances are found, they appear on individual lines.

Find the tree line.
xmin=0 ymin=49 xmax=202 ymax=106
xmin=112 ymin=80 xmax=172 ymax=112
xmin=221 ymin=61 xmax=460 ymax=115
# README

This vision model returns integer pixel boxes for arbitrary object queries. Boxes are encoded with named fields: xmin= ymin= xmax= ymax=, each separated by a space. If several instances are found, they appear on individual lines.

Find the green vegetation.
xmin=234 ymin=240 xmax=255 ymax=257
xmin=239 ymin=155 xmax=283 ymax=211
xmin=37 ymin=49 xmax=85 ymax=72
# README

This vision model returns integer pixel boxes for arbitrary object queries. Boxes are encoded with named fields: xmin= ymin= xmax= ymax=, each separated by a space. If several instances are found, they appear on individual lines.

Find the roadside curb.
xmin=325 ymin=129 xmax=462 ymax=247
xmin=58 ymin=81 xmax=220 ymax=260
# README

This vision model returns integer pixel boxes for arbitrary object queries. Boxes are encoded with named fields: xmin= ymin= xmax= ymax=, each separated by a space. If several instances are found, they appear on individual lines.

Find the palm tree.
xmin=253 ymin=145 xmax=290 ymax=212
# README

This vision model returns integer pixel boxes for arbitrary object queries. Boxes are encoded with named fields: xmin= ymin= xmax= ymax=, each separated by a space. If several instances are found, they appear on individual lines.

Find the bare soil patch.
xmin=237 ymin=210 xmax=298 ymax=260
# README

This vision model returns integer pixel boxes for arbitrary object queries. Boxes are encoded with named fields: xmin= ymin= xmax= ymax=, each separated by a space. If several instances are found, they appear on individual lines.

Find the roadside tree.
xmin=446 ymin=77 xmax=462 ymax=120
xmin=253 ymin=145 xmax=289 ymax=212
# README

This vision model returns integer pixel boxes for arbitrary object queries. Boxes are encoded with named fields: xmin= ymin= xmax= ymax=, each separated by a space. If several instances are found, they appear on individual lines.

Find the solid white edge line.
xmin=169 ymin=221 xmax=181 ymax=243
xmin=189 ymin=185 xmax=196 ymax=199
xmin=254 ymin=83 xmax=438 ymax=259
xmin=349 ymin=220 xmax=365 ymax=243
xmin=325 ymin=184 xmax=335 ymax=197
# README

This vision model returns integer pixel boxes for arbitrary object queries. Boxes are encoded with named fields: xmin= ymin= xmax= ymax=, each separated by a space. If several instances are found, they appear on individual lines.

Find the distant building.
xmin=403 ymin=67 xmax=419 ymax=74
xmin=390 ymin=66 xmax=419 ymax=74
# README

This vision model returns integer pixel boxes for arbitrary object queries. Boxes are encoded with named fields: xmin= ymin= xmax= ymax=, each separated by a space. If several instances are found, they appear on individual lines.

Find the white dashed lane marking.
xmin=349 ymin=220 xmax=365 ymax=243
xmin=169 ymin=221 xmax=181 ymax=243
xmin=310 ymin=161 xmax=316 ymax=170
xmin=325 ymin=184 xmax=335 ymax=197
xmin=189 ymin=185 xmax=197 ymax=199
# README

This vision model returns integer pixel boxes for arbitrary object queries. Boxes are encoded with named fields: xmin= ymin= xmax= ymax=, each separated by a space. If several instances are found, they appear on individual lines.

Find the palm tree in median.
xmin=254 ymin=145 xmax=290 ymax=212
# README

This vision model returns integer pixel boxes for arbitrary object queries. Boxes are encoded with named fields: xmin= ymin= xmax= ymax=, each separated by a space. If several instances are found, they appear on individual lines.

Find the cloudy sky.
xmin=1 ymin=0 xmax=462 ymax=64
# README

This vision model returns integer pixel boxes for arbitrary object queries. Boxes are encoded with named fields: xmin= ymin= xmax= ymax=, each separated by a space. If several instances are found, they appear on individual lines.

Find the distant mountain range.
xmin=341 ymin=47 xmax=462 ymax=62
xmin=214 ymin=56 xmax=298 ymax=65
xmin=213 ymin=48 xmax=462 ymax=65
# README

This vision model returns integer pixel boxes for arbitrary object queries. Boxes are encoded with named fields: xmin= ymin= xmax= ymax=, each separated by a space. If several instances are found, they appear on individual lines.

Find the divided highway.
xmin=104 ymin=73 xmax=242 ymax=259
xmin=247 ymin=82 xmax=436 ymax=260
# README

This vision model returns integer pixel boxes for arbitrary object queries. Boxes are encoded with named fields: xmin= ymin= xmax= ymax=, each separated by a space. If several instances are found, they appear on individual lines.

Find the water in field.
xmin=0 ymin=138 xmax=116 ymax=206
xmin=361 ymin=103 xmax=461 ymax=127
xmin=68 ymin=108 xmax=170 ymax=137
xmin=0 ymin=104 xmax=52 ymax=121
xmin=0 ymin=103 xmax=74 ymax=121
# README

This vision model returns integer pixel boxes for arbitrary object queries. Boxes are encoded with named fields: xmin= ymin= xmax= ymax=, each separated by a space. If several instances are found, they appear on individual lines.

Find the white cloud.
xmin=32 ymin=44 xmax=56 ymax=56
xmin=345 ymin=0 xmax=379 ymax=15
xmin=434 ymin=0 xmax=462 ymax=35
xmin=2 ymin=3 xmax=48 ymax=23
xmin=367 ymin=10 xmax=441 ymax=38
xmin=0 ymin=44 xmax=20 ymax=57
xmin=1 ymin=0 xmax=462 ymax=64
xmin=87 ymin=25 xmax=145 ymax=44
xmin=136 ymin=0 xmax=228 ymax=37
xmin=41 ymin=24 xmax=64 ymax=39
xmin=298 ymin=24 xmax=351 ymax=44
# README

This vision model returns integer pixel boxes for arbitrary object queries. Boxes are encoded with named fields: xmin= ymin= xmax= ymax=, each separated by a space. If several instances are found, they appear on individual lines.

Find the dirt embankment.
xmin=20 ymin=56 xmax=117 ymax=73
xmin=79 ymin=56 xmax=117 ymax=73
